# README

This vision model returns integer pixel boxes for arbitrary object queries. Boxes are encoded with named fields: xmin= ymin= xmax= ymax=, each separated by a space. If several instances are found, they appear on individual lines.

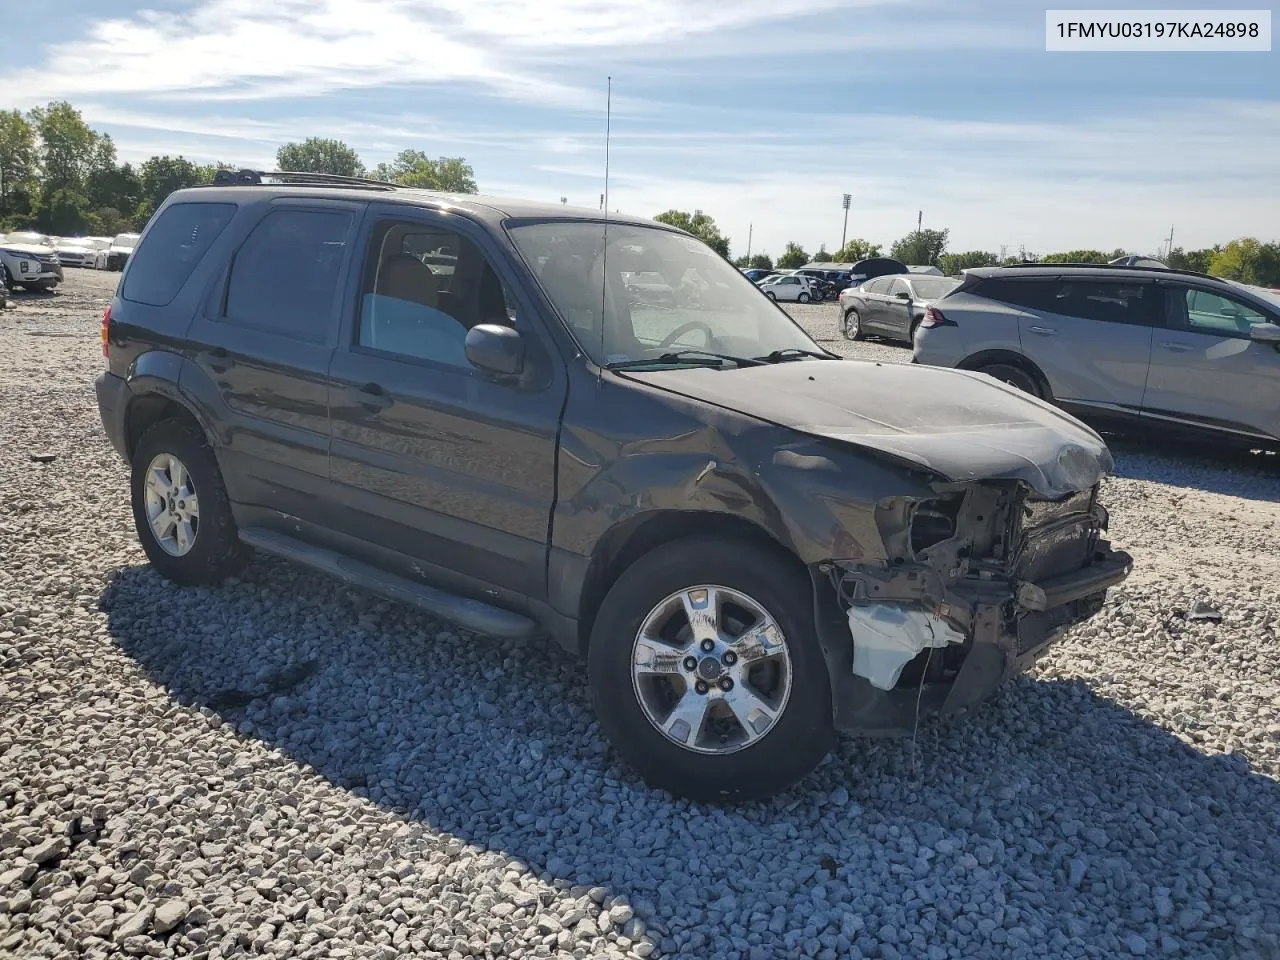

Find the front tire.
xmin=588 ymin=536 xmax=835 ymax=802
xmin=798 ymin=292 xmax=810 ymax=304
xmin=765 ymin=291 xmax=777 ymax=301
xmin=130 ymin=419 xmax=249 ymax=585
xmin=843 ymin=308 xmax=864 ymax=340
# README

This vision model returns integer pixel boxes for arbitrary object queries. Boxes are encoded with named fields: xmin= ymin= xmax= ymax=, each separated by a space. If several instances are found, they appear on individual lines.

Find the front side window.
xmin=1169 ymin=287 xmax=1270 ymax=337
xmin=122 ymin=202 xmax=237 ymax=307
xmin=509 ymin=220 xmax=819 ymax=366
xmin=224 ymin=208 xmax=353 ymax=341
xmin=356 ymin=220 xmax=513 ymax=367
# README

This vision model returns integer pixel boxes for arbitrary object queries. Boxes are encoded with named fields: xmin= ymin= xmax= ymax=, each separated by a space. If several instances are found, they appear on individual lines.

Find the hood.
xmin=1 ymin=242 xmax=52 ymax=256
xmin=625 ymin=360 xmax=1113 ymax=499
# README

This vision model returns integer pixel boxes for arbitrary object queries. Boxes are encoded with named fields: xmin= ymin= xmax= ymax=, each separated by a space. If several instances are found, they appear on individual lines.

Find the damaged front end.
xmin=815 ymin=479 xmax=1131 ymax=735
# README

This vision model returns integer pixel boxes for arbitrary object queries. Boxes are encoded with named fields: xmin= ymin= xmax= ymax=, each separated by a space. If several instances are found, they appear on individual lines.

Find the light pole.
xmin=841 ymin=193 xmax=852 ymax=252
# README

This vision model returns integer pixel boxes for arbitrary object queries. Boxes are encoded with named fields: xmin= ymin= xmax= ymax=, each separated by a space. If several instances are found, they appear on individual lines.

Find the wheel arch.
xmin=574 ymin=510 xmax=806 ymax=656
xmin=956 ymin=349 xmax=1054 ymax=401
xmin=123 ymin=391 xmax=211 ymax=461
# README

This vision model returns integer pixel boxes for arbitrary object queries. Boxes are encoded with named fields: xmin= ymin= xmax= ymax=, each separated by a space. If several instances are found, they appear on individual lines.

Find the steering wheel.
xmin=658 ymin=320 xmax=715 ymax=349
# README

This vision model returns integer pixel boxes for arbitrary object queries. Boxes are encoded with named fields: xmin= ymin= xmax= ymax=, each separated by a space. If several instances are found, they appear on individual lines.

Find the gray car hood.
xmin=626 ymin=359 xmax=1113 ymax=498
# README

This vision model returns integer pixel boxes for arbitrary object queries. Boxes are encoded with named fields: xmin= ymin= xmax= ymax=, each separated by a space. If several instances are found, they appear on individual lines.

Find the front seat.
xmin=377 ymin=253 xmax=440 ymax=308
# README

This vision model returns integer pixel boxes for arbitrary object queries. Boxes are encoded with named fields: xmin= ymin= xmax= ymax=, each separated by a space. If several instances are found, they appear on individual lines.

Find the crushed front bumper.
xmin=813 ymin=482 xmax=1132 ymax=735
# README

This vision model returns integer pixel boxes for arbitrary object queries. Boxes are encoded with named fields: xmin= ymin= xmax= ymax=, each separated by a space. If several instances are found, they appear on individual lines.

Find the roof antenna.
xmin=598 ymin=75 xmax=612 ymax=385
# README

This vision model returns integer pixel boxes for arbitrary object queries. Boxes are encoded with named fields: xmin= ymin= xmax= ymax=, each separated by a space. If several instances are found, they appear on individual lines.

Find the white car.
xmin=0 ymin=238 xmax=63 ymax=292
xmin=108 ymin=233 xmax=141 ymax=271
xmin=53 ymin=237 xmax=110 ymax=270
xmin=759 ymin=272 xmax=815 ymax=303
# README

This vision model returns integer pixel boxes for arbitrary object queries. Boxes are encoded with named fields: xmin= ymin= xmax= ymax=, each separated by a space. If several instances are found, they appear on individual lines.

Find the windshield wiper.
xmin=605 ymin=349 xmax=765 ymax=370
xmin=755 ymin=347 xmax=841 ymax=362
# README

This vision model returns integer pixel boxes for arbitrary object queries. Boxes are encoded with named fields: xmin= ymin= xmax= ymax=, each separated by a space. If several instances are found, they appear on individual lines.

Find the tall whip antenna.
xmin=598 ymin=75 xmax=612 ymax=383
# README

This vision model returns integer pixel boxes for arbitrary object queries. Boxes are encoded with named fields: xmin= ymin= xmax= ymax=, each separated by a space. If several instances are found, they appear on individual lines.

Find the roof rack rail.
xmin=998 ymin=261 xmax=1219 ymax=281
xmin=210 ymin=169 xmax=400 ymax=190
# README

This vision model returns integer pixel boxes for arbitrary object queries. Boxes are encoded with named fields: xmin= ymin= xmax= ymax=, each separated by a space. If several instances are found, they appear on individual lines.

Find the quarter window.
xmin=356 ymin=221 xmax=514 ymax=367
xmin=224 ymin=209 xmax=353 ymax=342
xmin=122 ymin=202 xmax=236 ymax=307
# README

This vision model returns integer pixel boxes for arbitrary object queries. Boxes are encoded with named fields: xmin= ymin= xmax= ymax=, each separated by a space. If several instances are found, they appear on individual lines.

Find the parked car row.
xmin=742 ymin=257 xmax=944 ymax=304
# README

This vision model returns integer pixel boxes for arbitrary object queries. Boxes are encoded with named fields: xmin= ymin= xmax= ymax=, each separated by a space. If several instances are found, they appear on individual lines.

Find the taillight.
xmin=920 ymin=305 xmax=955 ymax=329
xmin=101 ymin=304 xmax=111 ymax=365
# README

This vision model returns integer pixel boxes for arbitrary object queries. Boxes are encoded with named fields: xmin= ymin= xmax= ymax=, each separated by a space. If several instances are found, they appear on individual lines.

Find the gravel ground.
xmin=2 ymin=270 xmax=1279 ymax=960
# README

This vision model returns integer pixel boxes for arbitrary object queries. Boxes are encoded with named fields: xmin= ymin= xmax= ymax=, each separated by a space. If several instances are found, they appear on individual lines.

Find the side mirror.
xmin=1249 ymin=322 xmax=1280 ymax=344
xmin=894 ymin=291 xmax=911 ymax=300
xmin=465 ymin=323 xmax=525 ymax=376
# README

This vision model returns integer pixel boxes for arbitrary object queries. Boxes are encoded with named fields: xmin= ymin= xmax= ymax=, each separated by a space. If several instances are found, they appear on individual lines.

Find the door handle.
xmin=1027 ymin=325 xmax=1057 ymax=336
xmin=352 ymin=382 xmax=392 ymax=411
xmin=1158 ymin=341 xmax=1193 ymax=353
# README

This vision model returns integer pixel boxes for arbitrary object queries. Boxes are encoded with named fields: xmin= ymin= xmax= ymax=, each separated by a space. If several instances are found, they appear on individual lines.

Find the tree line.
xmin=0 ymin=101 xmax=478 ymax=237
xmin=659 ymin=208 xmax=1280 ymax=288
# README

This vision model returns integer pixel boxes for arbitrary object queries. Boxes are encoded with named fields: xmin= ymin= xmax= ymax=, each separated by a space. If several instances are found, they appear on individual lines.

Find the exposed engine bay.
xmin=823 ymin=479 xmax=1131 ymax=713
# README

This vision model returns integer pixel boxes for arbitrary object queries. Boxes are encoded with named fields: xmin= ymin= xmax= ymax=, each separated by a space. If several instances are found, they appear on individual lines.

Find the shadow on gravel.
xmin=1108 ymin=437 xmax=1280 ymax=502
xmin=100 ymin=559 xmax=1280 ymax=955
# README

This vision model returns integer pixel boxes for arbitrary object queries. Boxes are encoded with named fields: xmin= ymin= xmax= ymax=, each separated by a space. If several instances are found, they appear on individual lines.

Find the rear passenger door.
xmin=184 ymin=199 xmax=364 ymax=522
xmin=987 ymin=277 xmax=1156 ymax=412
xmin=325 ymin=206 xmax=566 ymax=603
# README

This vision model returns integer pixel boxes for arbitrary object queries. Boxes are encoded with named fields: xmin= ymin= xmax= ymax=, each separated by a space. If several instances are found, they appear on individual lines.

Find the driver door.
xmin=1141 ymin=283 xmax=1280 ymax=442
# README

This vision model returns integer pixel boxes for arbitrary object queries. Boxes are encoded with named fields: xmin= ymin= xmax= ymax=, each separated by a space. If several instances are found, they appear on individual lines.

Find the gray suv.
xmin=913 ymin=263 xmax=1280 ymax=449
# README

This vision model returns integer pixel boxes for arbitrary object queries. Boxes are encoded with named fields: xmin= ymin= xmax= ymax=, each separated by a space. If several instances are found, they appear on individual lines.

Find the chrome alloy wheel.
xmin=143 ymin=453 xmax=200 ymax=557
xmin=631 ymin=585 xmax=793 ymax=755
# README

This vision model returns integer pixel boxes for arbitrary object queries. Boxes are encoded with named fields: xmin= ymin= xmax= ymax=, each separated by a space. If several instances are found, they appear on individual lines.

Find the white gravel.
xmin=1 ymin=270 xmax=1278 ymax=960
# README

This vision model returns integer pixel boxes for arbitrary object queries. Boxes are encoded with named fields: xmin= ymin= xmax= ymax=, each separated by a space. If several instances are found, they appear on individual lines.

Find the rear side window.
xmin=974 ymin=278 xmax=1052 ymax=311
xmin=1040 ymin=280 xmax=1153 ymax=325
xmin=223 ymin=209 xmax=354 ymax=342
xmin=122 ymin=202 xmax=236 ymax=306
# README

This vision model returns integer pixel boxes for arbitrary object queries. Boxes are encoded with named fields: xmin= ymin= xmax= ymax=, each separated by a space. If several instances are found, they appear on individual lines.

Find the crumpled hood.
xmin=626 ymin=360 xmax=1114 ymax=498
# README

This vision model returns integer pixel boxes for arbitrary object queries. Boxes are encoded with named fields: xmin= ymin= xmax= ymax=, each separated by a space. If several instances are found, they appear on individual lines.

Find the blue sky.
xmin=2 ymin=0 xmax=1276 ymax=258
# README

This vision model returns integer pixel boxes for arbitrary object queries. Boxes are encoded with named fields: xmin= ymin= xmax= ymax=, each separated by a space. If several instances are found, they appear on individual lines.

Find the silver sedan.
xmin=839 ymin=274 xmax=959 ymax=343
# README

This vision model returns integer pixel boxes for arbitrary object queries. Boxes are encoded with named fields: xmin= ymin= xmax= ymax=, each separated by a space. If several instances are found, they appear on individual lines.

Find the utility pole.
xmin=599 ymin=193 xmax=604 ymax=210
xmin=917 ymin=210 xmax=923 ymax=233
xmin=841 ymin=194 xmax=852 ymax=252
xmin=746 ymin=223 xmax=753 ymax=262
xmin=1166 ymin=224 xmax=1175 ymax=259
xmin=999 ymin=244 xmax=1008 ymax=262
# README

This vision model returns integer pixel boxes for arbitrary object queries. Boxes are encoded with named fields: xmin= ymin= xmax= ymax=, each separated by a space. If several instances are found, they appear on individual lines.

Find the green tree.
xmin=938 ymin=250 xmax=999 ymax=275
xmin=1040 ymin=249 xmax=1111 ymax=264
xmin=832 ymin=239 xmax=881 ymax=262
xmin=368 ymin=150 xmax=478 ymax=192
xmin=748 ymin=253 xmax=773 ymax=270
xmin=776 ymin=242 xmax=808 ymax=270
xmin=1208 ymin=238 xmax=1280 ymax=287
xmin=29 ymin=101 xmax=100 ymax=194
xmin=35 ymin=187 xmax=94 ymax=235
xmin=652 ymin=209 xmax=730 ymax=258
xmin=0 ymin=110 xmax=39 ymax=221
xmin=890 ymin=228 xmax=949 ymax=266
xmin=1167 ymin=246 xmax=1217 ymax=274
xmin=812 ymin=244 xmax=832 ymax=263
xmin=138 ymin=155 xmax=203 ymax=214
xmin=276 ymin=138 xmax=364 ymax=177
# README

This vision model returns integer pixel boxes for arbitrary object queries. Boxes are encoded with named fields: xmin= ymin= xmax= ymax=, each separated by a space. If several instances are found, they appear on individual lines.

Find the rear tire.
xmin=978 ymin=362 xmax=1041 ymax=398
xmin=130 ymin=418 xmax=250 ymax=586
xmin=588 ymin=536 xmax=835 ymax=802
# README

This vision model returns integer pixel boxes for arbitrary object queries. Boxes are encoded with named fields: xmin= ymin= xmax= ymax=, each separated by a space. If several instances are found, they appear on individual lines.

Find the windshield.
xmin=910 ymin=277 xmax=959 ymax=299
xmin=508 ymin=221 xmax=821 ymax=366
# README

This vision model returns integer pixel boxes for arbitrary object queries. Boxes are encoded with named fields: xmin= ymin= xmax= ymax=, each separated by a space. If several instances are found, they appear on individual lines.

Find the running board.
xmin=238 ymin=527 xmax=538 ymax=640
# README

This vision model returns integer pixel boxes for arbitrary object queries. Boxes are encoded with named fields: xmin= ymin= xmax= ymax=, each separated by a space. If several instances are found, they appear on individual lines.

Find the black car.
xmin=95 ymin=171 xmax=1131 ymax=801
xmin=796 ymin=268 xmax=836 ymax=300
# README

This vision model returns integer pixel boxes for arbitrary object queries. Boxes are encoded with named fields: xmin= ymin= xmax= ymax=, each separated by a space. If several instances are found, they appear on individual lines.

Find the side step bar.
xmin=238 ymin=527 xmax=538 ymax=640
